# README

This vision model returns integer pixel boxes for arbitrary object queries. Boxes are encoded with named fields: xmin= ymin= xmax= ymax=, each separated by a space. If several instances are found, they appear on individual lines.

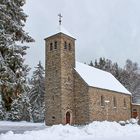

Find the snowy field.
xmin=0 ymin=121 xmax=140 ymax=140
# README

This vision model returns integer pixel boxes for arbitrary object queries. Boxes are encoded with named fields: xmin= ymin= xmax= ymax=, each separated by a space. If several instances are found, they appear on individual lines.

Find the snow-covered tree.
xmin=21 ymin=92 xmax=33 ymax=122
xmin=89 ymin=60 xmax=93 ymax=66
xmin=29 ymin=61 xmax=45 ymax=122
xmin=90 ymin=58 xmax=140 ymax=104
xmin=0 ymin=94 xmax=6 ymax=120
xmin=7 ymin=92 xmax=33 ymax=122
xmin=0 ymin=0 xmax=34 ymax=110
xmin=7 ymin=96 xmax=23 ymax=121
xmin=0 ymin=0 xmax=33 ymax=46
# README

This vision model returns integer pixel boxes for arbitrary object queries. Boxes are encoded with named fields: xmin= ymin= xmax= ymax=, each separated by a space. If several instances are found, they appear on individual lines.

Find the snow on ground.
xmin=0 ymin=121 xmax=44 ymax=127
xmin=0 ymin=121 xmax=45 ymax=134
xmin=0 ymin=121 xmax=140 ymax=140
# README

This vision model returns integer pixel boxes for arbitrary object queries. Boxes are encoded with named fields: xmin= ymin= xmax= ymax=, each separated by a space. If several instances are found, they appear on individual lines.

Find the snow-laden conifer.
xmin=29 ymin=61 xmax=45 ymax=122
xmin=0 ymin=0 xmax=34 ymax=110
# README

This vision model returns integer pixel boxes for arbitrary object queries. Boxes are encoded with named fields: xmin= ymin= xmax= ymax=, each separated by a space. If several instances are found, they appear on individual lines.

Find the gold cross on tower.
xmin=58 ymin=13 xmax=63 ymax=26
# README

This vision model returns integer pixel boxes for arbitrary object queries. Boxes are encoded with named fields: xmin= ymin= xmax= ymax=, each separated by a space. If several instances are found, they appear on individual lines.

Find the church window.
xmin=101 ymin=95 xmax=105 ymax=107
xmin=68 ymin=43 xmax=71 ymax=51
xmin=50 ymin=43 xmax=53 ymax=51
xmin=124 ymin=98 xmax=127 ymax=108
xmin=113 ymin=97 xmax=117 ymax=108
xmin=64 ymin=41 xmax=67 ymax=49
xmin=54 ymin=41 xmax=57 ymax=49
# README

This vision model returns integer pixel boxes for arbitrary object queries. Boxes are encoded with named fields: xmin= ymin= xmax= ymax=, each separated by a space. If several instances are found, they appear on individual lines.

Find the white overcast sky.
xmin=23 ymin=0 xmax=140 ymax=72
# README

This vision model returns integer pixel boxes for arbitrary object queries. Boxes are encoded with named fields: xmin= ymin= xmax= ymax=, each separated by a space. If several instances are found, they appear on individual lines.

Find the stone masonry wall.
xmin=45 ymin=33 xmax=75 ymax=125
xmin=88 ymin=87 xmax=131 ymax=122
xmin=60 ymin=34 xmax=75 ymax=124
xmin=73 ymin=70 xmax=90 ymax=124
xmin=45 ymin=35 xmax=62 ymax=125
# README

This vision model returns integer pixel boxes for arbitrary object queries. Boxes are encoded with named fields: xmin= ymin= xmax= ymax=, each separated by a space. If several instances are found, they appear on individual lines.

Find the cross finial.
xmin=58 ymin=13 xmax=63 ymax=26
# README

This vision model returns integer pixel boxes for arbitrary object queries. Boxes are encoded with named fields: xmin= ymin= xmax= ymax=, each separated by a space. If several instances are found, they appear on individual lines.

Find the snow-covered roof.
xmin=132 ymin=103 xmax=140 ymax=106
xmin=47 ymin=25 xmax=75 ymax=39
xmin=75 ymin=62 xmax=131 ymax=95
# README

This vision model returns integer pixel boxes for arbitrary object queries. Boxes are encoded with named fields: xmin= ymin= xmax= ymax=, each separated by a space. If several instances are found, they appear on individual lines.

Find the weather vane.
xmin=58 ymin=13 xmax=63 ymax=26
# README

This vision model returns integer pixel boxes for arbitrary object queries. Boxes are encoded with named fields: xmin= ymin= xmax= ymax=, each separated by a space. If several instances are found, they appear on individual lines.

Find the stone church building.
xmin=45 ymin=25 xmax=132 ymax=126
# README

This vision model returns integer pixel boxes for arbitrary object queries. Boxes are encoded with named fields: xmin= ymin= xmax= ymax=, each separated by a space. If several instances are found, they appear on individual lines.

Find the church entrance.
xmin=66 ymin=111 xmax=71 ymax=124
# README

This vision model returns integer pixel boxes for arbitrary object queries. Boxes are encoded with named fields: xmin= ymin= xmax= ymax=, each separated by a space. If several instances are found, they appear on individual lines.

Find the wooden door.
xmin=66 ymin=112 xmax=70 ymax=124
xmin=132 ymin=109 xmax=138 ymax=118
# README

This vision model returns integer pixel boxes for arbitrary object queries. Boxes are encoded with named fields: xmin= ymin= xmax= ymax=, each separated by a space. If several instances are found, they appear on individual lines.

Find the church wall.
xmin=73 ymin=70 xmax=90 ymax=124
xmin=88 ymin=87 xmax=131 ymax=122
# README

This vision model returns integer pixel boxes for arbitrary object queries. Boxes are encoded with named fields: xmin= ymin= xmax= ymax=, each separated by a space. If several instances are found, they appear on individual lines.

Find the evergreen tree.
xmin=7 ymin=92 xmax=33 ymax=121
xmin=7 ymin=96 xmax=23 ymax=121
xmin=0 ymin=0 xmax=34 ymax=110
xmin=21 ymin=92 xmax=33 ymax=122
xmin=123 ymin=59 xmax=140 ymax=103
xmin=94 ymin=59 xmax=98 ymax=68
xmin=29 ymin=61 xmax=45 ymax=122
xmin=89 ymin=60 xmax=93 ymax=66
xmin=90 ymin=58 xmax=140 ymax=104
xmin=0 ymin=94 xmax=6 ymax=120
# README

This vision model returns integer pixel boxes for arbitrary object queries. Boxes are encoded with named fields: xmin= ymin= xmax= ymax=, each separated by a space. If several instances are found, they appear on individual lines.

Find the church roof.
xmin=75 ymin=62 xmax=131 ymax=95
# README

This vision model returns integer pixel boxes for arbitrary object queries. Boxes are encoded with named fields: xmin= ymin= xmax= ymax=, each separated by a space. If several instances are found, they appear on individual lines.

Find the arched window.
xmin=124 ymin=98 xmax=127 ymax=107
xmin=113 ymin=97 xmax=117 ymax=107
xmin=101 ymin=95 xmax=105 ymax=107
xmin=64 ymin=41 xmax=67 ymax=49
xmin=50 ymin=43 xmax=53 ymax=51
xmin=54 ymin=41 xmax=57 ymax=49
xmin=68 ymin=43 xmax=71 ymax=51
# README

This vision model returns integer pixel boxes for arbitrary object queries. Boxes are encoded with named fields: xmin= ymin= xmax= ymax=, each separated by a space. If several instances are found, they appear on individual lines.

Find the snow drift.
xmin=0 ymin=121 xmax=140 ymax=140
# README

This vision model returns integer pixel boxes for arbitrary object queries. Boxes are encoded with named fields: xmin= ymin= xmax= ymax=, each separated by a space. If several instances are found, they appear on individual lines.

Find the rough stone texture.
xmin=73 ymin=70 xmax=89 ymax=124
xmin=73 ymin=71 xmax=131 ymax=124
xmin=88 ymin=87 xmax=131 ymax=122
xmin=45 ymin=33 xmax=75 ymax=125
xmin=45 ymin=32 xmax=132 ymax=126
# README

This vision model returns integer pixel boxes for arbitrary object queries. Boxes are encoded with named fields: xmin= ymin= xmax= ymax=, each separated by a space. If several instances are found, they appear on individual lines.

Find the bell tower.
xmin=45 ymin=15 xmax=76 ymax=125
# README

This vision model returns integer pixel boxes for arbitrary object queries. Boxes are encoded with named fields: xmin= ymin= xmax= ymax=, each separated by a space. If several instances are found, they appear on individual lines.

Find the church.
xmin=44 ymin=17 xmax=132 ymax=125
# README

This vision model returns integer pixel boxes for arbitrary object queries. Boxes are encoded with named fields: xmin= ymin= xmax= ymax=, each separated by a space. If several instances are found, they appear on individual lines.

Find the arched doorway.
xmin=66 ymin=111 xmax=71 ymax=124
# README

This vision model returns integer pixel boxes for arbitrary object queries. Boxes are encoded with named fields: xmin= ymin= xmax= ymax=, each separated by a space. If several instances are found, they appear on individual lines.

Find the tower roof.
xmin=46 ymin=25 xmax=75 ymax=40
